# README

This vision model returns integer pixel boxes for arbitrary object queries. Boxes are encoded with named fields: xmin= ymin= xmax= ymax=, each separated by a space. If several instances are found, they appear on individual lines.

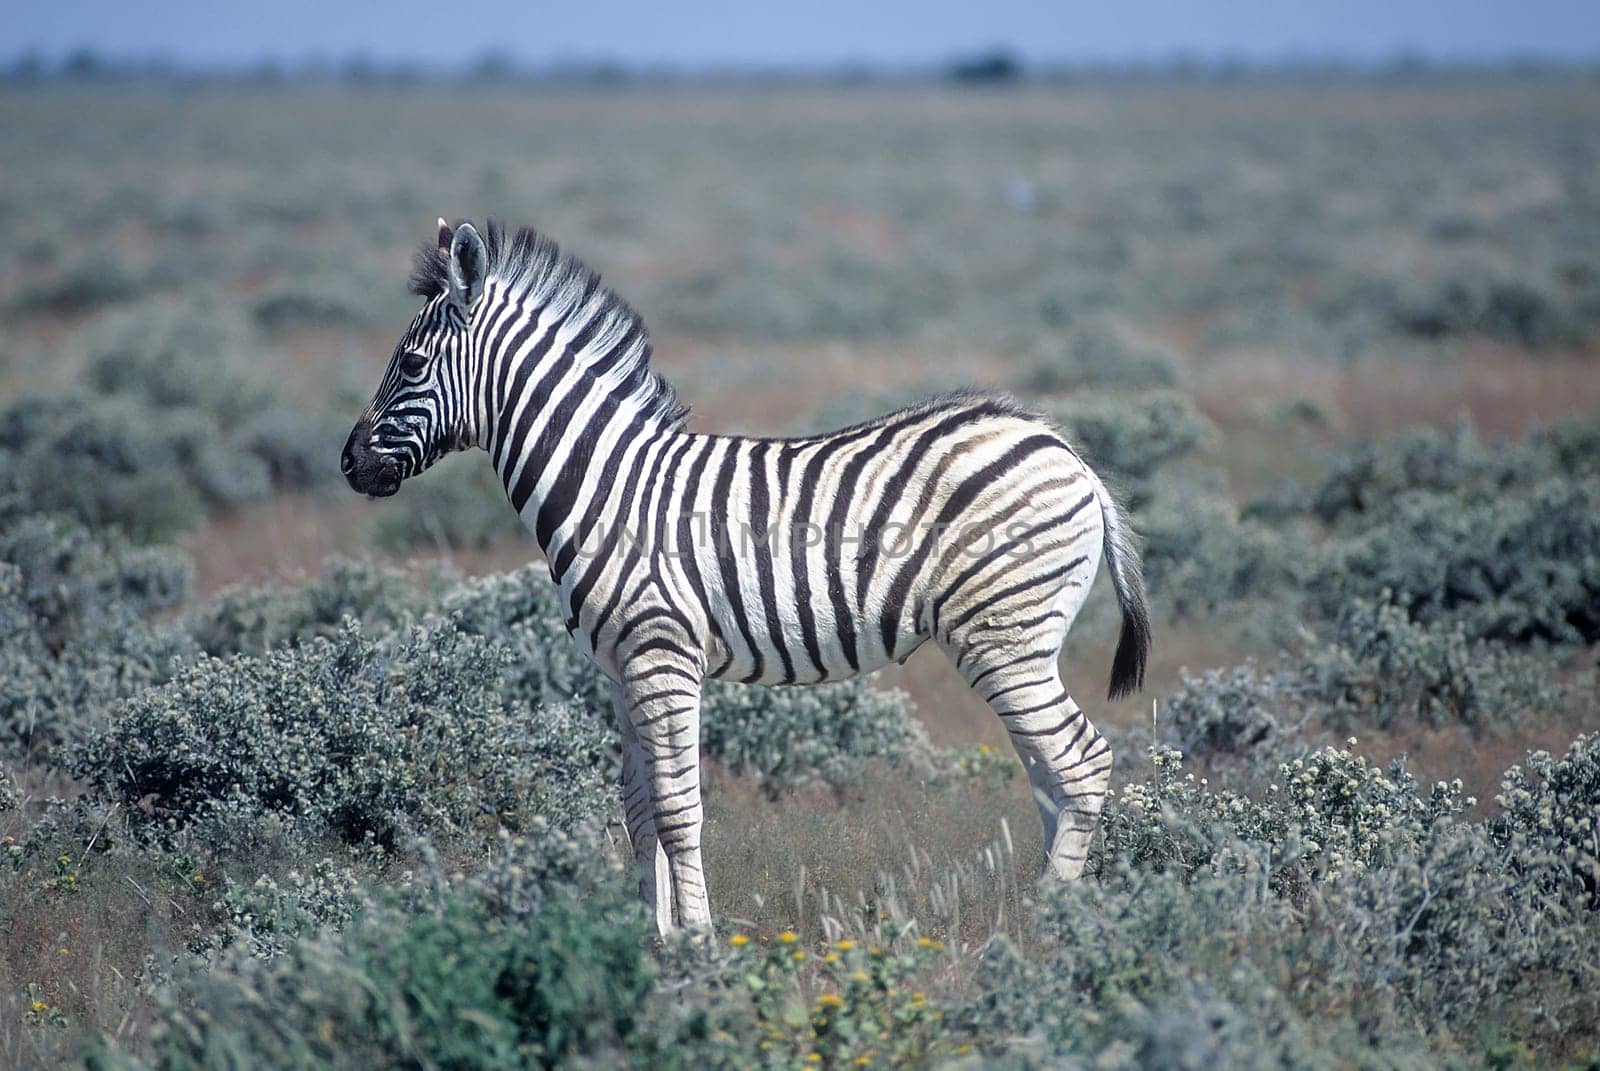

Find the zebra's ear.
xmin=448 ymin=222 xmax=488 ymax=313
xmin=436 ymin=217 xmax=453 ymax=255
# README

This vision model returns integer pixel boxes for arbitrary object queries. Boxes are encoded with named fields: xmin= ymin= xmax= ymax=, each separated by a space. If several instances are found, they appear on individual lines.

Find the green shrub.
xmin=441 ymin=566 xmax=612 ymax=714
xmin=1304 ymin=593 xmax=1566 ymax=732
xmin=233 ymin=407 xmax=343 ymax=490
xmin=965 ymin=868 xmax=1352 ymax=1068
xmin=1016 ymin=319 xmax=1183 ymax=394
xmin=445 ymin=566 xmax=936 ymax=790
xmin=1136 ymin=474 xmax=1297 ymax=617
xmin=0 ymin=508 xmax=191 ymax=645
xmin=1308 ymin=477 xmax=1600 ymax=645
xmin=700 ymin=678 xmax=933 ymax=792
xmin=252 ymin=284 xmax=370 ymax=333
xmin=1303 ymin=415 xmax=1600 ymax=528
xmin=1039 ymin=389 xmax=1217 ymax=510
xmin=82 ymin=302 xmax=275 ymax=427
xmin=3 ymin=302 xmax=343 ymax=540
xmin=84 ymin=300 xmax=345 ymax=490
xmin=0 ymin=392 xmax=261 ymax=541
xmin=1320 ymin=821 xmax=1600 ymax=1041
xmin=1392 ymin=267 xmax=1588 ymax=348
xmin=1495 ymin=734 xmax=1600 ymax=909
xmin=112 ymin=827 xmax=652 ymax=1071
xmin=374 ymin=462 xmax=528 ymax=552
xmin=189 ymin=558 xmax=444 ymax=657
xmin=0 ymin=510 xmax=194 ymax=761
xmin=663 ymin=927 xmax=948 ymax=1069
xmin=965 ymin=739 xmax=1600 ymax=1065
xmin=204 ymin=858 xmax=366 ymax=962
xmin=1166 ymin=603 xmax=1568 ymax=759
xmin=1162 ymin=663 xmax=1301 ymax=759
xmin=10 ymin=257 xmax=146 ymax=316
xmin=71 ymin=621 xmax=615 ymax=850
xmin=1090 ymin=742 xmax=1474 ymax=885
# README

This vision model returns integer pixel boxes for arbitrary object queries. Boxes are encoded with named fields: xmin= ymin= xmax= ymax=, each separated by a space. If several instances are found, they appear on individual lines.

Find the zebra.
xmin=342 ymin=219 xmax=1151 ymax=935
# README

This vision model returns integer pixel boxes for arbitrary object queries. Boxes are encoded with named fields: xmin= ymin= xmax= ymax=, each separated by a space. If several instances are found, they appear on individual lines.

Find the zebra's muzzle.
xmin=341 ymin=421 xmax=403 ymax=498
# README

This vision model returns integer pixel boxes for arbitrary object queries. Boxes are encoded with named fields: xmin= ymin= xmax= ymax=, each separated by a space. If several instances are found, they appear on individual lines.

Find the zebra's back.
xmin=603 ymin=391 xmax=1106 ymax=687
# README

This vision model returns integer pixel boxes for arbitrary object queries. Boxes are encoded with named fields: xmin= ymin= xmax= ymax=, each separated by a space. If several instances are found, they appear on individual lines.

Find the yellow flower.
xmin=836 ymin=939 xmax=855 ymax=951
xmin=869 ymin=946 xmax=884 ymax=957
xmin=792 ymin=950 xmax=807 ymax=962
xmin=978 ymin=744 xmax=992 ymax=755
xmin=729 ymin=934 xmax=750 ymax=947
xmin=915 ymin=937 xmax=944 ymax=951
xmin=911 ymin=991 xmax=926 ymax=1004
xmin=955 ymin=1043 xmax=972 ymax=1055
xmin=852 ymin=970 xmax=871 ymax=984
xmin=65 ymin=875 xmax=76 ymax=884
xmin=806 ymin=1054 xmax=822 ymax=1064
xmin=31 ymin=1000 xmax=47 ymax=1012
xmin=818 ymin=993 xmax=844 ymax=1008
xmin=778 ymin=930 xmax=797 ymax=944
xmin=58 ymin=947 xmax=69 ymax=956
xmin=823 ymin=952 xmax=839 ymax=964
xmin=855 ymin=1058 xmax=873 ymax=1067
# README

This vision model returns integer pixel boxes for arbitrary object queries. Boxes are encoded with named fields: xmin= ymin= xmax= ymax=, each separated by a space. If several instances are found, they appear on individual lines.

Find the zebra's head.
xmin=342 ymin=219 xmax=488 ymax=497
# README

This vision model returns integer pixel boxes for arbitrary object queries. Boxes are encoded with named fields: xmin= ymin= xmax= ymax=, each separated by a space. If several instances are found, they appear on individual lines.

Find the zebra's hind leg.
xmin=950 ymin=638 xmax=1113 ymax=881
xmin=612 ymin=684 xmax=673 ymax=935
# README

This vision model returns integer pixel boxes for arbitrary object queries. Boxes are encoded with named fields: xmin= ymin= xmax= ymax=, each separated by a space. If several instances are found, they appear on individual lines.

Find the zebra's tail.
xmin=1091 ymin=472 xmax=1151 ymax=701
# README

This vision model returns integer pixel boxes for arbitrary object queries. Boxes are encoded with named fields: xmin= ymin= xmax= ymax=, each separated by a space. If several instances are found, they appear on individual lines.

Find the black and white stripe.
xmin=344 ymin=219 xmax=1152 ymax=933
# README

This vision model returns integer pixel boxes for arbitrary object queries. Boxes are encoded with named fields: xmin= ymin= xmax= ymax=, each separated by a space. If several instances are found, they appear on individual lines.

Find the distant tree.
xmin=6 ymin=49 xmax=45 ymax=83
xmin=62 ymin=47 xmax=104 ymax=80
xmin=947 ymin=47 xmax=1023 ymax=85
xmin=469 ymin=49 xmax=519 ymax=84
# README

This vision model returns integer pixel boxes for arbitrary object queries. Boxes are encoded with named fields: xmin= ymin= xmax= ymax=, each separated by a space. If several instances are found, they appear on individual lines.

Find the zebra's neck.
xmin=476 ymin=274 xmax=685 ymax=567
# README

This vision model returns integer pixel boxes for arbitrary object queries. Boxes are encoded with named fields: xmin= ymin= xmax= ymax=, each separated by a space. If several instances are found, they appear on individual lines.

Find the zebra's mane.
xmin=411 ymin=220 xmax=687 ymax=428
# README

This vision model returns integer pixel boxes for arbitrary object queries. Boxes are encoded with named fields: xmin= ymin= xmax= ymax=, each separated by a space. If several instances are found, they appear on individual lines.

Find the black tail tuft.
xmin=1107 ymin=590 xmax=1151 ymax=701
xmin=1096 ymin=476 xmax=1152 ymax=701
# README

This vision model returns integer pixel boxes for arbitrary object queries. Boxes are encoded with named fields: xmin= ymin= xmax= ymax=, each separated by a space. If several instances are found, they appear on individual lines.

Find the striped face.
xmin=341 ymin=294 xmax=473 ymax=497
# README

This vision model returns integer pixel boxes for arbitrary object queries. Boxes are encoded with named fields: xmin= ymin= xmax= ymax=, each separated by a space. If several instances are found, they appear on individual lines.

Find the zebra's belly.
xmin=699 ymin=602 xmax=931 ymax=686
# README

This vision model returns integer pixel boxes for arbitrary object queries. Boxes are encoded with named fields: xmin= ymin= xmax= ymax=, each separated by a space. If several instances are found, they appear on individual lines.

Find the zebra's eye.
xmin=400 ymin=350 xmax=430 ymax=376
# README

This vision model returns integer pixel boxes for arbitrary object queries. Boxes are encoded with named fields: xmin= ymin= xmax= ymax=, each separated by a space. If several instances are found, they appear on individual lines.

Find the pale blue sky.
xmin=12 ymin=0 xmax=1599 ymax=67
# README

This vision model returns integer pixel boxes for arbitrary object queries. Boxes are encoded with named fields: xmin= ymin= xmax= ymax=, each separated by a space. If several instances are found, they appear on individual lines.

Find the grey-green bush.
xmin=0 ymin=509 xmax=194 ymax=761
xmin=1308 ymin=477 xmax=1600 ymax=645
xmin=700 ymin=677 xmax=933 ymax=792
xmin=1495 ymin=733 xmax=1600 ymax=909
xmin=1038 ymin=389 xmax=1218 ymax=510
xmin=1162 ymin=662 xmax=1300 ymax=759
xmin=374 ymin=461 xmax=529 ymax=551
xmin=1304 ymin=593 xmax=1567 ymax=732
xmin=71 ymin=621 xmax=615 ymax=850
xmin=106 ymin=827 xmax=653 ymax=1071
xmin=0 ymin=392 xmax=265 ymax=541
xmin=444 ymin=566 xmax=936 ymax=790
xmin=1016 ymin=319 xmax=1183 ymax=395
xmin=965 ymin=739 xmax=1599 ymax=1065
xmin=1303 ymin=414 xmax=1600 ymax=529
xmin=189 ymin=558 xmax=445 ymax=658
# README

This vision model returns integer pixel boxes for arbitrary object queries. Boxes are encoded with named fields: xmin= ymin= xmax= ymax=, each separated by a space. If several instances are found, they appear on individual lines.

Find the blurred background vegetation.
xmin=1 ymin=49 xmax=1598 ymax=1069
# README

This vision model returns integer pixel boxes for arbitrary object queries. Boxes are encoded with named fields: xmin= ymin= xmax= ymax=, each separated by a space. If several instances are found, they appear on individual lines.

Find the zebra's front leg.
xmin=612 ymin=684 xmax=673 ymax=935
xmin=619 ymin=657 xmax=712 ymax=934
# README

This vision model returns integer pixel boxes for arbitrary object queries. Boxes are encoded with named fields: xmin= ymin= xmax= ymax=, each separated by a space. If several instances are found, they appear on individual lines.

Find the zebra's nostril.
xmin=340 ymin=451 xmax=354 ymax=475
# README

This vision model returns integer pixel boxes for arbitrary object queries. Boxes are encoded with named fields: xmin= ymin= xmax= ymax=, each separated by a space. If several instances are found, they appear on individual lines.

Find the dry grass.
xmin=702 ymin=766 xmax=1042 ymax=956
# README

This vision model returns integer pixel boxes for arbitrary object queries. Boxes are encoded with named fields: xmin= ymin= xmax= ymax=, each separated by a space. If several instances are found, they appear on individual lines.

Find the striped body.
xmin=344 ymin=220 xmax=1151 ymax=934
xmin=545 ymin=403 xmax=1104 ymax=689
